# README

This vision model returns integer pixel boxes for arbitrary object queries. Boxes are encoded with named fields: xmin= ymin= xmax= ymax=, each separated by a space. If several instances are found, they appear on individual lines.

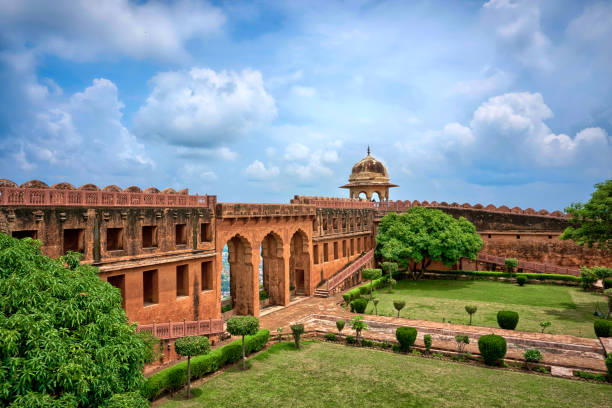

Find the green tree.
xmin=465 ymin=305 xmax=477 ymax=325
xmin=336 ymin=319 xmax=345 ymax=338
xmin=290 ymin=324 xmax=305 ymax=349
xmin=504 ymin=258 xmax=518 ymax=275
xmin=351 ymin=316 xmax=368 ymax=345
xmin=382 ymin=261 xmax=398 ymax=292
xmin=226 ymin=316 xmax=259 ymax=370
xmin=560 ymin=179 xmax=612 ymax=254
xmin=0 ymin=233 xmax=154 ymax=407
xmin=361 ymin=268 xmax=382 ymax=299
xmin=376 ymin=207 xmax=483 ymax=279
xmin=393 ymin=300 xmax=406 ymax=318
xmin=174 ymin=335 xmax=210 ymax=399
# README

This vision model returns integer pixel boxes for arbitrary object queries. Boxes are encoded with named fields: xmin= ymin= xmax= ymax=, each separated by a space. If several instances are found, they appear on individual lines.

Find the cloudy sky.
xmin=0 ymin=0 xmax=610 ymax=210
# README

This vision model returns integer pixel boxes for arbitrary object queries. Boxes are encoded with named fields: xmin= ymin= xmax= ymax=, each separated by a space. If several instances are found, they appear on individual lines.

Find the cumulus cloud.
xmin=134 ymin=68 xmax=276 ymax=147
xmin=283 ymin=144 xmax=341 ymax=182
xmin=566 ymin=2 xmax=612 ymax=64
xmin=0 ymin=0 xmax=225 ymax=61
xmin=245 ymin=160 xmax=280 ymax=180
xmin=451 ymin=68 xmax=513 ymax=97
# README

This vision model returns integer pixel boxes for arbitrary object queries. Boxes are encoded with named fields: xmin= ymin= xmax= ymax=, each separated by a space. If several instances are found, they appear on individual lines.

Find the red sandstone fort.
xmin=1 ymin=150 xmax=609 ymax=354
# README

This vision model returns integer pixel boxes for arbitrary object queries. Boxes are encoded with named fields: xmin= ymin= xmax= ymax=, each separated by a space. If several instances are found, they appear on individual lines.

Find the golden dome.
xmin=349 ymin=151 xmax=389 ymax=184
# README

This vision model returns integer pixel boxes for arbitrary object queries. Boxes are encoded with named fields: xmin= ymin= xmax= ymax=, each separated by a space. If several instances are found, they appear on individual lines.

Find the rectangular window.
xmin=143 ymin=269 xmax=158 ymax=306
xmin=516 ymin=235 xmax=521 ymax=239
xmin=200 ymin=222 xmax=212 ymax=243
xmin=175 ymin=224 xmax=187 ymax=245
xmin=322 ymin=218 xmax=328 ymax=232
xmin=333 ymin=241 xmax=339 ymax=259
xmin=313 ymin=245 xmax=319 ymax=264
xmin=323 ymin=243 xmax=329 ymax=262
xmin=312 ymin=219 xmax=318 ymax=233
xmin=142 ymin=226 xmax=158 ymax=248
xmin=176 ymin=265 xmax=189 ymax=297
xmin=107 ymin=274 xmax=126 ymax=309
xmin=106 ymin=228 xmax=124 ymax=251
xmin=12 ymin=230 xmax=37 ymax=239
xmin=350 ymin=239 xmax=355 ymax=255
xmin=201 ymin=261 xmax=213 ymax=291
xmin=333 ymin=217 xmax=338 ymax=231
xmin=63 ymin=228 xmax=84 ymax=254
xmin=342 ymin=240 xmax=347 ymax=257
xmin=357 ymin=237 xmax=361 ymax=253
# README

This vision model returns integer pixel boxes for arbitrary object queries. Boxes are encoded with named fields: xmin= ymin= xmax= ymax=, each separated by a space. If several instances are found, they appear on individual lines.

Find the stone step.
xmin=314 ymin=289 xmax=330 ymax=298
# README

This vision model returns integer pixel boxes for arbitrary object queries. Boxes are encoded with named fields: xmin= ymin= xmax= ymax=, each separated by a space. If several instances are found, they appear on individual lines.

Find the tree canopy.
xmin=0 ymin=233 xmax=153 ymax=408
xmin=560 ymin=179 xmax=612 ymax=254
xmin=376 ymin=207 xmax=482 ymax=279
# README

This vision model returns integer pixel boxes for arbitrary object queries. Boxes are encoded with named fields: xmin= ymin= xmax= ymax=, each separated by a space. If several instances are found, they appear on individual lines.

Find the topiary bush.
xmin=423 ymin=334 xmax=432 ymax=353
xmin=393 ymin=300 xmax=406 ymax=317
xmin=324 ymin=333 xmax=336 ymax=341
xmin=345 ymin=335 xmax=356 ymax=344
xmin=167 ymin=368 xmax=187 ymax=395
xmin=396 ymin=326 xmax=417 ymax=352
xmin=290 ymin=324 xmax=305 ymax=348
xmin=497 ymin=310 xmax=519 ymax=330
xmin=359 ymin=285 xmax=369 ymax=296
xmin=593 ymin=319 xmax=612 ymax=337
xmin=478 ymin=334 xmax=507 ymax=365
xmin=516 ymin=275 xmax=527 ymax=286
xmin=351 ymin=298 xmax=368 ymax=313
xmin=505 ymin=258 xmax=518 ymax=274
xmin=342 ymin=293 xmax=351 ymax=304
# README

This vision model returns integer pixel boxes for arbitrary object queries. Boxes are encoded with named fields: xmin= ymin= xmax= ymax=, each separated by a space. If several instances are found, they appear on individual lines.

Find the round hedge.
xmin=497 ymin=310 xmax=519 ymax=330
xmin=351 ymin=298 xmax=368 ymax=313
xmin=396 ymin=326 xmax=417 ymax=351
xmin=593 ymin=319 xmax=612 ymax=337
xmin=478 ymin=334 xmax=507 ymax=365
xmin=516 ymin=275 xmax=527 ymax=286
xmin=175 ymin=335 xmax=210 ymax=358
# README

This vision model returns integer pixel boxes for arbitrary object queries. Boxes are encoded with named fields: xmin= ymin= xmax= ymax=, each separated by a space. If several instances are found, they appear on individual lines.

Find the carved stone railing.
xmin=216 ymin=203 xmax=315 ymax=218
xmin=136 ymin=318 xmax=225 ymax=340
xmin=292 ymin=195 xmax=375 ymax=209
xmin=476 ymin=253 xmax=580 ymax=276
xmin=326 ymin=249 xmax=375 ymax=291
xmin=0 ymin=187 xmax=215 ymax=209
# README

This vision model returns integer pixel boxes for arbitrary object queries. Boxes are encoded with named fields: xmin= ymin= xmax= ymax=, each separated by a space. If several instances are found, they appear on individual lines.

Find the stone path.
xmin=259 ymin=293 xmax=608 ymax=372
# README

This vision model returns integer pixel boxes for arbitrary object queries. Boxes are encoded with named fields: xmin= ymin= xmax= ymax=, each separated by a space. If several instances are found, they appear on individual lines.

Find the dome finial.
xmin=367 ymin=145 xmax=370 ymax=155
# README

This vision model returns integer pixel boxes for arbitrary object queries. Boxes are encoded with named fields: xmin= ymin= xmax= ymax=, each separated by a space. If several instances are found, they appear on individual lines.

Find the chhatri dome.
xmin=340 ymin=147 xmax=398 ymax=201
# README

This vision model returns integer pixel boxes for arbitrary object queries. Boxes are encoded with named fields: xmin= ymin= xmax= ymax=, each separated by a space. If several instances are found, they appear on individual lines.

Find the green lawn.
xmin=363 ymin=279 xmax=606 ymax=338
xmin=160 ymin=341 xmax=611 ymax=408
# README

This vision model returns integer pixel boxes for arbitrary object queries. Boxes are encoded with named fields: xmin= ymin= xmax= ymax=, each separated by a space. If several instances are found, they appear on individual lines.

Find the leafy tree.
xmin=560 ymin=179 xmax=612 ymax=254
xmin=454 ymin=335 xmax=470 ymax=355
xmin=376 ymin=207 xmax=483 ymax=279
xmin=351 ymin=316 xmax=368 ymax=345
xmin=382 ymin=262 xmax=398 ymax=292
xmin=226 ymin=316 xmax=259 ymax=370
xmin=336 ymin=319 xmax=345 ymax=338
xmin=0 ymin=233 xmax=154 ymax=407
xmin=174 ymin=335 xmax=210 ymax=399
xmin=539 ymin=321 xmax=551 ymax=333
xmin=290 ymin=324 xmax=305 ymax=348
xmin=393 ymin=300 xmax=406 ymax=317
xmin=465 ymin=305 xmax=477 ymax=325
xmin=504 ymin=258 xmax=518 ymax=275
xmin=361 ymin=268 xmax=382 ymax=299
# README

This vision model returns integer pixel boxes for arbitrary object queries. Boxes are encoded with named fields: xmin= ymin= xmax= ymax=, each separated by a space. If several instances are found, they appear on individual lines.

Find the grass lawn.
xmin=363 ymin=279 xmax=606 ymax=338
xmin=160 ymin=341 xmax=611 ymax=408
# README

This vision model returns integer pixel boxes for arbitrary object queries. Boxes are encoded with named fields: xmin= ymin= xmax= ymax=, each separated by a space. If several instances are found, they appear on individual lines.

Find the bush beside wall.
xmin=429 ymin=270 xmax=581 ymax=283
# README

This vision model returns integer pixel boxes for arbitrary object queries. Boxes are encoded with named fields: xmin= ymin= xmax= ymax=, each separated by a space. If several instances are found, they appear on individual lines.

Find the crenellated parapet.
xmin=0 ymin=179 xmax=215 ymax=209
xmin=291 ymin=195 xmax=375 ymax=209
xmin=216 ymin=202 xmax=315 ymax=219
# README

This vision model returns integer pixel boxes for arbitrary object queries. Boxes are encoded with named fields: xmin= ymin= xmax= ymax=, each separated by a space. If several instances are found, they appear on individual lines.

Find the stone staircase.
xmin=313 ymin=249 xmax=375 ymax=298
xmin=314 ymin=288 xmax=330 ymax=298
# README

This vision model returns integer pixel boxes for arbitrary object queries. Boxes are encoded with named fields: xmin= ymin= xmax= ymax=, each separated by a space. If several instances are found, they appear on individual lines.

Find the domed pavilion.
xmin=340 ymin=147 xmax=398 ymax=201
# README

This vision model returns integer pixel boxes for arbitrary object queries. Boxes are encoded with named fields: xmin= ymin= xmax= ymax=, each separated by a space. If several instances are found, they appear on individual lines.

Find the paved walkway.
xmin=260 ymin=293 xmax=608 ymax=372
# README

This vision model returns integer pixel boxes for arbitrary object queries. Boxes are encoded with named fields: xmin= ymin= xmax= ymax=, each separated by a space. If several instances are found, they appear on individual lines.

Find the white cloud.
xmin=566 ymin=2 xmax=612 ymax=64
xmin=218 ymin=147 xmax=238 ymax=161
xmin=245 ymin=160 xmax=280 ymax=180
xmin=0 ymin=0 xmax=225 ymax=61
xmin=283 ymin=143 xmax=310 ymax=160
xmin=451 ymin=69 xmax=512 ymax=96
xmin=134 ymin=67 xmax=277 ymax=147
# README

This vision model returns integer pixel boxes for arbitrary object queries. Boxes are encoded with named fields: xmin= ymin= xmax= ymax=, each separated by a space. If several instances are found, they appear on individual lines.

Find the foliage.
xmin=324 ymin=333 xmax=336 ymax=341
xmin=497 ymin=310 xmax=519 ymax=330
xmin=342 ymin=293 xmax=351 ymax=304
xmin=289 ymin=284 xmax=295 ymax=291
xmin=393 ymin=299 xmax=406 ymax=317
xmin=227 ymin=316 xmax=260 ymax=369
xmin=290 ymin=324 xmax=305 ymax=349
xmin=523 ymin=349 xmax=543 ymax=363
xmin=345 ymin=335 xmax=356 ymax=344
xmin=560 ymin=179 xmax=612 ymax=254
xmin=361 ymin=339 xmax=375 ymax=347
xmin=376 ymin=207 xmax=483 ymax=279
xmin=259 ymin=289 xmax=269 ymax=300
xmin=574 ymin=370 xmax=607 ymax=382
xmin=606 ymin=354 xmax=612 ymax=379
xmin=465 ymin=305 xmax=477 ymax=325
xmin=373 ymin=298 xmax=379 ymax=315
xmin=423 ymin=334 xmax=432 ymax=353
xmin=0 ymin=233 xmax=152 ymax=407
xmin=604 ymin=278 xmax=612 ymax=290
xmin=351 ymin=298 xmax=368 ymax=313
xmin=142 ymin=330 xmax=269 ymax=401
xmin=382 ymin=261 xmax=399 ymax=292
xmin=362 ymin=268 xmax=382 ymax=298
xmin=592 ymin=266 xmax=612 ymax=279
xmin=395 ymin=326 xmax=417 ymax=352
xmin=175 ymin=335 xmax=210 ymax=358
xmin=221 ymin=302 xmax=233 ymax=313
xmin=580 ymin=267 xmax=599 ymax=290
xmin=539 ymin=321 xmax=551 ymax=333
xmin=351 ymin=316 xmax=368 ymax=345
xmin=478 ymin=334 xmax=507 ymax=366
xmin=604 ymin=289 xmax=612 ymax=319
xmin=276 ymin=327 xmax=283 ymax=342
xmin=429 ymin=269 xmax=582 ymax=283
xmin=61 ymin=250 xmax=83 ymax=270
xmin=504 ymin=258 xmax=518 ymax=274
xmin=336 ymin=319 xmax=345 ymax=334
xmin=454 ymin=335 xmax=469 ymax=354
xmin=359 ymin=285 xmax=369 ymax=296
xmin=516 ymin=275 xmax=527 ymax=286
xmin=593 ymin=319 xmax=612 ymax=337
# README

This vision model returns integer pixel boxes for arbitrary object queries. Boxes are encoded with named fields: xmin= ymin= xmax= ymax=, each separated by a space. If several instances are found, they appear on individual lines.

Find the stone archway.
xmin=289 ymin=229 xmax=310 ymax=295
xmin=227 ymin=234 xmax=256 ymax=315
xmin=261 ymin=231 xmax=286 ymax=306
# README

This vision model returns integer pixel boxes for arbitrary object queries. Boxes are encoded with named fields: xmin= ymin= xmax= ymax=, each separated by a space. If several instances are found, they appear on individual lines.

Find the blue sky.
xmin=0 ymin=0 xmax=610 ymax=210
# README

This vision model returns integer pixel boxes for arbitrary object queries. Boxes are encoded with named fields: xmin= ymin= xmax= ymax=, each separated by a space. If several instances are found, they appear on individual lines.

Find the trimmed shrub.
xmin=423 ymin=334 xmax=432 ymax=353
xmin=324 ymin=333 xmax=336 ymax=341
xmin=593 ymin=266 xmax=612 ymax=279
xmin=497 ymin=311 xmax=519 ymax=330
xmin=393 ymin=300 xmax=406 ymax=317
xmin=505 ymin=258 xmax=518 ymax=274
xmin=574 ymin=370 xmax=607 ymax=382
xmin=516 ymin=275 xmax=527 ymax=286
xmin=523 ymin=349 xmax=543 ymax=363
xmin=478 ymin=334 xmax=507 ymax=365
xmin=351 ymin=298 xmax=368 ymax=313
xmin=606 ymin=354 xmax=612 ymax=379
xmin=539 ymin=321 xmax=551 ymax=333
xmin=342 ymin=293 xmax=351 ymax=304
xmin=465 ymin=305 xmax=477 ymax=325
xmin=429 ymin=269 xmax=581 ymax=283
xmin=290 ymin=324 xmax=305 ymax=348
xmin=581 ymin=266 xmax=598 ymax=290
xmin=455 ymin=334 xmax=469 ymax=354
xmin=396 ymin=326 xmax=417 ymax=352
xmin=593 ymin=319 xmax=612 ymax=337
xmin=359 ymin=285 xmax=369 ymax=296
xmin=345 ymin=335 xmax=356 ymax=344
xmin=336 ymin=319 xmax=345 ymax=334
xmin=603 ymin=278 xmax=612 ymax=290
xmin=167 ymin=368 xmax=187 ymax=394
xmin=361 ymin=339 xmax=375 ymax=347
